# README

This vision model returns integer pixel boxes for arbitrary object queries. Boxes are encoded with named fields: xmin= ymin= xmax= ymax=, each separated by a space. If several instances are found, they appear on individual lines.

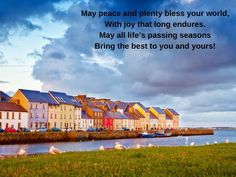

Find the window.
xmin=70 ymin=115 xmax=72 ymax=119
xmin=0 ymin=122 xmax=2 ymax=128
xmin=43 ymin=113 xmax=45 ymax=119
xmin=30 ymin=113 xmax=33 ymax=118
xmin=30 ymin=104 xmax=32 ymax=109
xmin=19 ymin=113 xmax=21 ymax=120
xmin=36 ymin=104 xmax=38 ymax=109
xmin=7 ymin=112 xmax=9 ymax=119
xmin=64 ymin=114 xmax=66 ymax=119
xmin=43 ymin=104 xmax=45 ymax=110
xmin=51 ymin=114 xmax=53 ymax=119
xmin=0 ymin=112 xmax=2 ymax=119
xmin=60 ymin=122 xmax=62 ymax=128
xmin=61 ymin=114 xmax=62 ymax=119
xmin=55 ymin=114 xmax=57 ymax=119
xmin=64 ymin=106 xmax=66 ymax=111
xmin=12 ymin=112 xmax=15 ymax=119
xmin=31 ymin=123 xmax=33 ymax=128
xmin=18 ymin=123 xmax=21 ymax=129
xmin=54 ymin=122 xmax=57 ymax=128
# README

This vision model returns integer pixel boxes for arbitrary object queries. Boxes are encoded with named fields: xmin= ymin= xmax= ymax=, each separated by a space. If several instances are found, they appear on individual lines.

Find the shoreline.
xmin=0 ymin=128 xmax=214 ymax=145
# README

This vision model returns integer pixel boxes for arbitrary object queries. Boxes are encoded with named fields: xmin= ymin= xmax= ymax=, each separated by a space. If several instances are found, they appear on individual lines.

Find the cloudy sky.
xmin=0 ymin=0 xmax=236 ymax=127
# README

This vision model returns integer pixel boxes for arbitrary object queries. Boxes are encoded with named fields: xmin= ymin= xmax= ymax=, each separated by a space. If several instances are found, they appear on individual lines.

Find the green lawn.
xmin=0 ymin=144 xmax=235 ymax=177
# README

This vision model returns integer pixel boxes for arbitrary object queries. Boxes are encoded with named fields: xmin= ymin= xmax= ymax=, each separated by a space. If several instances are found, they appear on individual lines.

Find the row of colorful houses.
xmin=0 ymin=89 xmax=180 ymax=131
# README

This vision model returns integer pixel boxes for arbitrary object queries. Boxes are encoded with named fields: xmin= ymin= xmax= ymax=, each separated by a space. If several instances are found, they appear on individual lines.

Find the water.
xmin=0 ymin=130 xmax=235 ymax=155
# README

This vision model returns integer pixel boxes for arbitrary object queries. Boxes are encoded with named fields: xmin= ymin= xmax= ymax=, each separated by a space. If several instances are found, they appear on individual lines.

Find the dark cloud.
xmin=0 ymin=0 xmax=66 ymax=42
xmin=0 ymin=0 xmax=234 ymax=126
xmin=31 ymin=0 xmax=236 ymax=119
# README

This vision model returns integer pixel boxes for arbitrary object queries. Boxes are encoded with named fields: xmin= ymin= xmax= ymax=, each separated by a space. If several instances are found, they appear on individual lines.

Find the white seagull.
xmin=205 ymin=142 xmax=210 ymax=145
xmin=214 ymin=141 xmax=218 ymax=144
xmin=148 ymin=143 xmax=154 ymax=147
xmin=17 ymin=148 xmax=27 ymax=156
xmin=190 ymin=142 xmax=195 ymax=146
xmin=49 ymin=146 xmax=65 ymax=155
xmin=225 ymin=139 xmax=229 ymax=143
xmin=99 ymin=146 xmax=105 ymax=150
xmin=114 ymin=142 xmax=125 ymax=150
xmin=136 ymin=144 xmax=141 ymax=149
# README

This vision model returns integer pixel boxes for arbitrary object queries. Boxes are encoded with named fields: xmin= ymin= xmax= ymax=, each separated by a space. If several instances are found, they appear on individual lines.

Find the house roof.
xmin=49 ymin=91 xmax=81 ymax=107
xmin=150 ymin=112 xmax=158 ymax=119
xmin=19 ymin=89 xmax=57 ymax=104
xmin=167 ymin=108 xmax=179 ymax=116
xmin=153 ymin=107 xmax=165 ymax=114
xmin=68 ymin=96 xmax=82 ymax=107
xmin=0 ymin=102 xmax=27 ymax=112
xmin=106 ymin=101 xmax=116 ymax=110
xmin=104 ymin=111 xmax=127 ymax=119
xmin=92 ymin=101 xmax=107 ymax=106
xmin=116 ymin=102 xmax=129 ymax=110
xmin=0 ymin=91 xmax=11 ymax=102
xmin=91 ymin=107 xmax=103 ymax=112
xmin=136 ymin=103 xmax=149 ymax=112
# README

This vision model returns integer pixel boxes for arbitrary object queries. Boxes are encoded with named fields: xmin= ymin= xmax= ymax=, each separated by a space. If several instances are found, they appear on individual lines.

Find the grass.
xmin=0 ymin=144 xmax=235 ymax=177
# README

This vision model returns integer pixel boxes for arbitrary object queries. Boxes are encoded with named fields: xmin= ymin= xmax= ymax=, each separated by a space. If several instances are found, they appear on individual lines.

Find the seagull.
xmin=114 ymin=142 xmax=125 ymax=150
xmin=225 ymin=139 xmax=229 ymax=143
xmin=214 ymin=141 xmax=218 ymax=144
xmin=205 ymin=142 xmax=210 ymax=145
xmin=49 ymin=146 xmax=65 ymax=155
xmin=136 ymin=144 xmax=141 ymax=149
xmin=99 ymin=146 xmax=105 ymax=150
xmin=190 ymin=142 xmax=195 ymax=146
xmin=17 ymin=148 xmax=27 ymax=156
xmin=148 ymin=143 xmax=154 ymax=147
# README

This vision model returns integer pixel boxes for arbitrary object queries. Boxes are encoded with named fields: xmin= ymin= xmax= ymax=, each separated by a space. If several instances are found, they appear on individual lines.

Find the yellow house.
xmin=48 ymin=91 xmax=82 ymax=130
xmin=131 ymin=103 xmax=150 ymax=131
xmin=164 ymin=108 xmax=180 ymax=129
xmin=149 ymin=107 xmax=166 ymax=130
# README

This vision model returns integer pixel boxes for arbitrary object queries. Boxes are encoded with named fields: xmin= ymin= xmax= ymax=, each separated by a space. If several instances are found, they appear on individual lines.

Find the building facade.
xmin=0 ymin=102 xmax=28 ymax=129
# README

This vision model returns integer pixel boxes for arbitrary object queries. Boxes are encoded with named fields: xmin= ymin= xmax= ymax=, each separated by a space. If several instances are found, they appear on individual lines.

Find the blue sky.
xmin=0 ymin=0 xmax=236 ymax=127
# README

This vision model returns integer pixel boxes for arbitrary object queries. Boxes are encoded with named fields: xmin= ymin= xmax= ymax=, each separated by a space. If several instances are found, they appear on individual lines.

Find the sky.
xmin=0 ymin=0 xmax=236 ymax=127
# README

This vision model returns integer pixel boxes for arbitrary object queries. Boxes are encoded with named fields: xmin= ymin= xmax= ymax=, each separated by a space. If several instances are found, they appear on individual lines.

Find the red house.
xmin=103 ymin=111 xmax=114 ymax=130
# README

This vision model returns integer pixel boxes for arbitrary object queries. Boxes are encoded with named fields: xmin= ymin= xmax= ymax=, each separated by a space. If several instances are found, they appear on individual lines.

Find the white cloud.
xmin=180 ymin=0 xmax=195 ymax=4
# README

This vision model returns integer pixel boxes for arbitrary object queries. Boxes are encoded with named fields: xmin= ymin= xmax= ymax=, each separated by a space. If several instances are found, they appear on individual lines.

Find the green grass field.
xmin=0 ymin=144 xmax=235 ymax=177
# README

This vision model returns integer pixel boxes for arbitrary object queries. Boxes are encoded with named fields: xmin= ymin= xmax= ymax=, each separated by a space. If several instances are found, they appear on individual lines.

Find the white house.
xmin=79 ymin=111 xmax=93 ymax=130
xmin=0 ymin=102 xmax=28 ymax=129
